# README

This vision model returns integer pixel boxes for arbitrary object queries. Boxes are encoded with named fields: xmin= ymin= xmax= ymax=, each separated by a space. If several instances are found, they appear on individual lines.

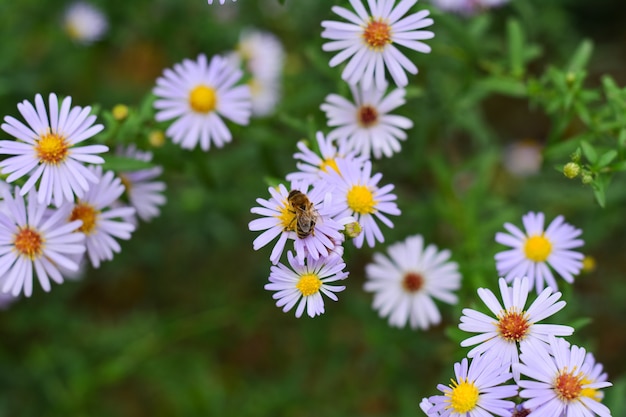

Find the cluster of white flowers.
xmin=0 ymin=93 xmax=167 ymax=299
xmin=421 ymin=277 xmax=612 ymax=416
xmin=430 ymin=0 xmax=510 ymax=15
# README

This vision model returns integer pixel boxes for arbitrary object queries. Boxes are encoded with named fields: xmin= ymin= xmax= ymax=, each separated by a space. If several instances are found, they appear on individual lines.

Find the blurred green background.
xmin=1 ymin=0 xmax=626 ymax=415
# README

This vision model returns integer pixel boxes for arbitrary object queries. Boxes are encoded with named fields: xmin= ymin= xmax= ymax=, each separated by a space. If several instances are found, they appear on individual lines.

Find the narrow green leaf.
xmin=102 ymin=156 xmax=154 ymax=172
xmin=567 ymin=40 xmax=593 ymax=72
xmin=597 ymin=150 xmax=617 ymax=168
xmin=593 ymin=182 xmax=606 ymax=208
xmin=475 ymin=77 xmax=527 ymax=98
xmin=580 ymin=140 xmax=597 ymax=164
xmin=507 ymin=19 xmax=524 ymax=77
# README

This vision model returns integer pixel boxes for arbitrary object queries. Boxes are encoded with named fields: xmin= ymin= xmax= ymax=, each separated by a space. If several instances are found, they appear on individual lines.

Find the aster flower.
xmin=117 ymin=145 xmax=166 ymax=222
xmin=265 ymin=251 xmax=348 ymax=318
xmin=427 ymin=354 xmax=518 ymax=417
xmin=0 ymin=93 xmax=108 ymax=207
xmin=430 ymin=0 xmax=509 ymax=15
xmin=68 ymin=166 xmax=136 ymax=268
xmin=321 ymin=82 xmax=413 ymax=159
xmin=516 ymin=336 xmax=612 ymax=416
xmin=495 ymin=211 xmax=584 ymax=293
xmin=63 ymin=1 xmax=108 ymax=44
xmin=459 ymin=277 xmax=574 ymax=379
xmin=153 ymin=54 xmax=251 ymax=151
xmin=249 ymin=182 xmax=349 ymax=265
xmin=322 ymin=157 xmax=400 ymax=248
xmin=231 ymin=28 xmax=284 ymax=84
xmin=286 ymin=131 xmax=365 ymax=184
xmin=321 ymin=0 xmax=435 ymax=90
xmin=208 ymin=0 xmax=237 ymax=3
xmin=0 ymin=187 xmax=85 ymax=297
xmin=364 ymin=234 xmax=461 ymax=330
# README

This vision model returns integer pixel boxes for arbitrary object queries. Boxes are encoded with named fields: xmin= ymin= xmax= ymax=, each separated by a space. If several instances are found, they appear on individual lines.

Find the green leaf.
xmin=567 ymin=39 xmax=593 ymax=73
xmin=580 ymin=140 xmax=597 ymax=164
xmin=474 ymin=77 xmax=527 ymax=98
xmin=102 ymin=156 xmax=154 ymax=172
xmin=593 ymin=181 xmax=606 ymax=208
xmin=597 ymin=150 xmax=617 ymax=168
xmin=507 ymin=19 xmax=524 ymax=78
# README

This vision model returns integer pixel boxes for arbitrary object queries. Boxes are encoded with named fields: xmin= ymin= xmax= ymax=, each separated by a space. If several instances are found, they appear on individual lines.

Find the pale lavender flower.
xmin=63 ymin=1 xmax=108 ymax=44
xmin=0 ymin=93 xmax=108 ymax=207
xmin=265 ymin=250 xmax=348 ymax=318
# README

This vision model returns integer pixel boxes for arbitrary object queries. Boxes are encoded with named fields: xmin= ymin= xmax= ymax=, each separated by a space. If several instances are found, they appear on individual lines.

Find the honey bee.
xmin=286 ymin=189 xmax=318 ymax=239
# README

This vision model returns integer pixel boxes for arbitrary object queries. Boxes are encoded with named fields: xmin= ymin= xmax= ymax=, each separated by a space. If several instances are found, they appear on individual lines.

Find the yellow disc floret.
xmin=189 ymin=85 xmax=217 ymax=113
xmin=14 ymin=227 xmax=44 ymax=259
xmin=36 ymin=132 xmax=69 ymax=165
xmin=524 ymin=234 xmax=552 ymax=262
xmin=446 ymin=378 xmax=479 ymax=414
xmin=296 ymin=273 xmax=322 ymax=297
xmin=347 ymin=185 xmax=376 ymax=214
xmin=363 ymin=19 xmax=392 ymax=50
xmin=69 ymin=202 xmax=99 ymax=235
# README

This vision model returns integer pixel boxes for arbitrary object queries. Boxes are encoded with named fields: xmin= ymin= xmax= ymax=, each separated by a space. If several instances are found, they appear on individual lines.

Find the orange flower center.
xmin=358 ymin=105 xmax=378 ymax=127
xmin=36 ymin=132 xmax=69 ymax=165
xmin=402 ymin=272 xmax=424 ymax=293
xmin=363 ymin=19 xmax=392 ymax=50
xmin=555 ymin=370 xmax=583 ymax=401
xmin=13 ymin=227 xmax=44 ymax=259
xmin=497 ymin=310 xmax=530 ymax=342
xmin=69 ymin=202 xmax=99 ymax=235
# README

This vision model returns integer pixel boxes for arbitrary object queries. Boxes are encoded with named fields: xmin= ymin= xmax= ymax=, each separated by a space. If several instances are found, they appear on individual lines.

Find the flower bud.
xmin=112 ymin=104 xmax=129 ymax=121
xmin=563 ymin=162 xmax=581 ymax=179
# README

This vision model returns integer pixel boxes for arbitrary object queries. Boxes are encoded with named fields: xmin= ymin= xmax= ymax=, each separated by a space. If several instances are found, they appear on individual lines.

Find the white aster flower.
xmin=431 ymin=0 xmax=509 ymax=15
xmin=459 ymin=277 xmax=574 ymax=380
xmin=68 ymin=166 xmax=135 ymax=268
xmin=495 ymin=211 xmax=584 ymax=294
xmin=0 ymin=187 xmax=85 ymax=297
xmin=286 ymin=131 xmax=365 ymax=185
xmin=321 ymin=0 xmax=434 ymax=90
xmin=516 ymin=336 xmax=612 ymax=417
xmin=249 ymin=182 xmax=348 ymax=265
xmin=265 ymin=251 xmax=348 ymax=318
xmin=322 ymin=157 xmax=400 ymax=248
xmin=63 ymin=1 xmax=108 ymax=44
xmin=247 ymin=77 xmax=281 ymax=117
xmin=364 ymin=234 xmax=461 ymax=330
xmin=232 ymin=28 xmax=285 ymax=83
xmin=321 ymin=82 xmax=413 ymax=159
xmin=427 ymin=354 xmax=518 ymax=417
xmin=153 ymin=54 xmax=252 ymax=151
xmin=117 ymin=145 xmax=166 ymax=222
xmin=0 ymin=93 xmax=108 ymax=207
xmin=208 ymin=0 xmax=237 ymax=3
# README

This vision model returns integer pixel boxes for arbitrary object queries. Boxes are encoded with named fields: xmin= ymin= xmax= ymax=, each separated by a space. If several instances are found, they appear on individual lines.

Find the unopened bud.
xmin=343 ymin=222 xmax=362 ymax=240
xmin=581 ymin=173 xmax=593 ymax=185
xmin=563 ymin=162 xmax=581 ymax=179
xmin=112 ymin=104 xmax=129 ymax=121
xmin=148 ymin=130 xmax=165 ymax=147
xmin=582 ymin=255 xmax=596 ymax=273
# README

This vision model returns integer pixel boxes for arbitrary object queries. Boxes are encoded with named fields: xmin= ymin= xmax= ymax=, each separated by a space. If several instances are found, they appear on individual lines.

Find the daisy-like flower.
xmin=0 ymin=93 xmax=108 ymax=207
xmin=231 ymin=29 xmax=284 ymax=84
xmin=322 ymin=157 xmax=400 ymax=248
xmin=495 ymin=211 xmax=584 ymax=293
xmin=459 ymin=277 xmax=574 ymax=379
xmin=67 ymin=166 xmax=135 ymax=268
xmin=321 ymin=0 xmax=435 ymax=90
xmin=63 ymin=1 xmax=108 ymax=45
xmin=265 ymin=251 xmax=348 ymax=318
xmin=364 ymin=234 xmax=461 ymax=330
xmin=153 ymin=54 xmax=251 ymax=151
xmin=431 ymin=0 xmax=509 ymax=15
xmin=117 ymin=145 xmax=166 ymax=223
xmin=321 ymin=82 xmax=413 ymax=159
xmin=427 ymin=353 xmax=518 ymax=417
xmin=249 ymin=182 xmax=349 ymax=265
xmin=208 ymin=0 xmax=237 ymax=3
xmin=0 ymin=187 xmax=85 ymax=297
xmin=516 ymin=336 xmax=612 ymax=416
xmin=286 ymin=131 xmax=365 ymax=185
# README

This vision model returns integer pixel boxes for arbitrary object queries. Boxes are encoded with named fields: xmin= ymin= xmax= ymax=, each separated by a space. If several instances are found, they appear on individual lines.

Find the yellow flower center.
xmin=446 ymin=378 xmax=479 ymax=413
xmin=277 ymin=200 xmax=297 ymax=232
xmin=555 ymin=369 xmax=583 ymax=401
xmin=36 ymin=132 xmax=69 ymax=165
xmin=319 ymin=158 xmax=339 ymax=173
xmin=497 ymin=309 xmax=530 ymax=342
xmin=69 ymin=202 xmax=99 ymax=235
xmin=580 ymin=377 xmax=601 ymax=401
xmin=119 ymin=174 xmax=132 ymax=192
xmin=347 ymin=185 xmax=376 ymax=214
xmin=363 ymin=19 xmax=392 ymax=50
xmin=296 ymin=273 xmax=322 ymax=297
xmin=524 ymin=234 xmax=552 ymax=262
xmin=357 ymin=105 xmax=378 ymax=127
xmin=13 ymin=227 xmax=44 ymax=259
xmin=189 ymin=85 xmax=217 ymax=113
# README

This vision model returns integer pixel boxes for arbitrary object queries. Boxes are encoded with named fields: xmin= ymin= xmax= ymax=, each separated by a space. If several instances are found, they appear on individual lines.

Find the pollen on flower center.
xmin=497 ymin=309 xmax=530 ymax=342
xmin=36 ymin=132 xmax=69 ymax=165
xmin=319 ymin=158 xmax=339 ymax=173
xmin=447 ymin=379 xmax=479 ymax=413
xmin=296 ymin=273 xmax=322 ymax=296
xmin=277 ymin=201 xmax=297 ymax=232
xmin=189 ymin=84 xmax=217 ymax=113
xmin=580 ymin=377 xmax=601 ymax=401
xmin=524 ymin=234 xmax=552 ymax=262
xmin=362 ymin=19 xmax=392 ymax=50
xmin=357 ymin=105 xmax=378 ymax=127
xmin=555 ymin=370 xmax=583 ymax=401
xmin=13 ymin=227 xmax=44 ymax=259
xmin=69 ymin=202 xmax=99 ymax=235
xmin=402 ymin=272 xmax=424 ymax=293
xmin=347 ymin=185 xmax=376 ymax=214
